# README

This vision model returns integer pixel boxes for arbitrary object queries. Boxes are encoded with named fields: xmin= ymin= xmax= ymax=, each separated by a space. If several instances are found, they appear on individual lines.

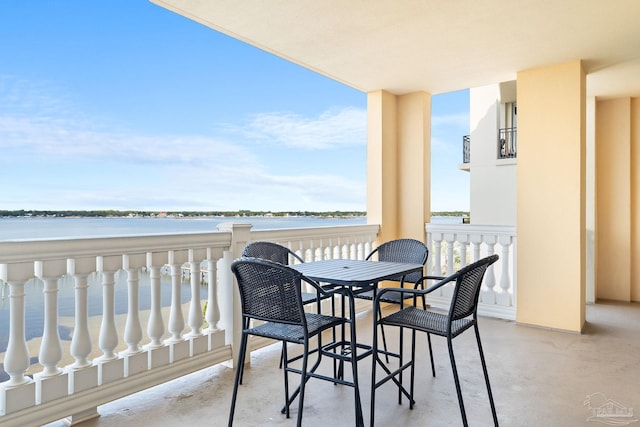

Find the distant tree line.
xmin=0 ymin=209 xmax=468 ymax=218
xmin=0 ymin=209 xmax=367 ymax=218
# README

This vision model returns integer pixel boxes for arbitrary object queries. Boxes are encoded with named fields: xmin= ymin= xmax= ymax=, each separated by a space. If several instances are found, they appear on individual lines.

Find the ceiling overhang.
xmin=151 ymin=0 xmax=640 ymax=98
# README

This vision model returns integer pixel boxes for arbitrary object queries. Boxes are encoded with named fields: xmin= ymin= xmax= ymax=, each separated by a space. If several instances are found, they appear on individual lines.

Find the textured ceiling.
xmin=152 ymin=0 xmax=640 ymax=98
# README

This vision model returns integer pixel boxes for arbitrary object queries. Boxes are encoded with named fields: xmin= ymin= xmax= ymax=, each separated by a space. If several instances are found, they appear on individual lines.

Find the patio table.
xmin=291 ymin=258 xmax=424 ymax=422
xmin=292 ymin=258 xmax=424 ymax=360
xmin=292 ymin=258 xmax=424 ymax=289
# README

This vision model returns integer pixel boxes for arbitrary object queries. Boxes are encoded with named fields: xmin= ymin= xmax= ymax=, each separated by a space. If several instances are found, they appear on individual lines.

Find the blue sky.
xmin=0 ymin=1 xmax=469 ymax=212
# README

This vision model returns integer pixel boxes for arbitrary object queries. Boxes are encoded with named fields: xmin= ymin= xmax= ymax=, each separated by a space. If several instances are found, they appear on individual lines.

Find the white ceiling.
xmin=152 ymin=0 xmax=640 ymax=98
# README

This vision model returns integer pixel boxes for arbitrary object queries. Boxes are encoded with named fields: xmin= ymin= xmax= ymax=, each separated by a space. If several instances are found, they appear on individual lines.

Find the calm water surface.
xmin=0 ymin=216 xmax=367 ymax=241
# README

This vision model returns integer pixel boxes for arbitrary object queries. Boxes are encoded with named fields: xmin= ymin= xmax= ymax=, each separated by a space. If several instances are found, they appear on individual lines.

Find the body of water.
xmin=0 ymin=215 xmax=367 ymax=241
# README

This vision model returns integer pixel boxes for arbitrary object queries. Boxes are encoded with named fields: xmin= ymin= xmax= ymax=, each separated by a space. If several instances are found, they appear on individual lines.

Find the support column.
xmin=367 ymin=90 xmax=431 ymax=243
xmin=516 ymin=60 xmax=586 ymax=332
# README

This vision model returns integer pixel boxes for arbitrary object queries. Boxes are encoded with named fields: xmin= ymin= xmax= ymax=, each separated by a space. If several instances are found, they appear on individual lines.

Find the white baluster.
xmin=445 ymin=233 xmax=455 ymax=276
xmin=145 ymin=252 xmax=166 ymax=348
xmin=34 ymin=260 xmax=65 ymax=377
xmin=481 ymin=236 xmax=497 ymax=304
xmin=458 ymin=234 xmax=470 ymax=268
xmin=497 ymin=235 xmax=513 ymax=306
xmin=205 ymin=250 xmax=221 ymax=332
xmin=67 ymin=257 xmax=94 ymax=368
xmin=122 ymin=255 xmax=144 ymax=354
xmin=471 ymin=234 xmax=482 ymax=263
xmin=433 ymin=236 xmax=442 ymax=276
xmin=1 ymin=262 xmax=34 ymax=387
xmin=166 ymin=250 xmax=187 ymax=343
xmin=186 ymin=250 xmax=204 ymax=338
xmin=443 ymin=234 xmax=456 ymax=297
xmin=96 ymin=256 xmax=121 ymax=361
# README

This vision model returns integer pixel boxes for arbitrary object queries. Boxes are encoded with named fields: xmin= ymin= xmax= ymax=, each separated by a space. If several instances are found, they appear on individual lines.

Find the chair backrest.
xmin=242 ymin=241 xmax=304 ymax=265
xmin=366 ymin=238 xmax=429 ymax=284
xmin=449 ymin=254 xmax=499 ymax=320
xmin=231 ymin=257 xmax=306 ymax=325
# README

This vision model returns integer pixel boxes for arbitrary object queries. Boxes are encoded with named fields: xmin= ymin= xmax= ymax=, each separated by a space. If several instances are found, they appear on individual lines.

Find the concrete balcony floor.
xmin=49 ymin=301 xmax=639 ymax=427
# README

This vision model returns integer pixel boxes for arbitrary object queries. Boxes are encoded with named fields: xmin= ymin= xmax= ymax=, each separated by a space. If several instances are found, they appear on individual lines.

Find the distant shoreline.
xmin=0 ymin=209 xmax=469 ymax=219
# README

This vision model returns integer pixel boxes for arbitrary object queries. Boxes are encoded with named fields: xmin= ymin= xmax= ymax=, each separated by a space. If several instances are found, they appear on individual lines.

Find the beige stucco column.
xmin=367 ymin=90 xmax=431 ymax=244
xmin=595 ymin=97 xmax=640 ymax=302
xmin=516 ymin=60 xmax=586 ymax=332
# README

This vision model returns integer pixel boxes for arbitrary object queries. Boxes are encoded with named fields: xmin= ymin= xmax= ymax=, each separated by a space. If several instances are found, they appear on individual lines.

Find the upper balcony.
xmin=498 ymin=127 xmax=517 ymax=160
xmin=459 ymin=135 xmax=470 ymax=171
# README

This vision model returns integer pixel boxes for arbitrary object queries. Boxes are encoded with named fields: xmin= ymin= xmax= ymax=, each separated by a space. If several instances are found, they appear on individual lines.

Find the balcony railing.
xmin=0 ymin=222 xmax=514 ymax=425
xmin=462 ymin=134 xmax=470 ymax=163
xmin=425 ymin=223 xmax=516 ymax=320
xmin=498 ymin=127 xmax=517 ymax=159
xmin=0 ymin=223 xmax=378 ymax=426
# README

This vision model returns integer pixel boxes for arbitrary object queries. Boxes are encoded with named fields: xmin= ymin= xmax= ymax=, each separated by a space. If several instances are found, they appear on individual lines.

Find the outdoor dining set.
xmin=227 ymin=239 xmax=500 ymax=427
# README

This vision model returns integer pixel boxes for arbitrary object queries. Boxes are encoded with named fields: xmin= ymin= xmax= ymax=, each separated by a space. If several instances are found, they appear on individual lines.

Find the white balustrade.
xmin=426 ymin=223 xmax=517 ymax=320
xmin=34 ymin=260 xmax=65 ymax=378
xmin=0 ymin=223 xmax=378 ymax=426
xmin=67 ymin=257 xmax=95 ymax=369
xmin=166 ymin=250 xmax=187 ymax=344
xmin=96 ymin=256 xmax=120 ymax=362
xmin=145 ymin=252 xmax=166 ymax=349
xmin=1 ymin=263 xmax=33 ymax=389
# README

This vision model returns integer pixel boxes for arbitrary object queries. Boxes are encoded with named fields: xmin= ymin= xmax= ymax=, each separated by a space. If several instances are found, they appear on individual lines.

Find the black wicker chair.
xmin=242 ymin=241 xmax=326 ymax=306
xmin=242 ymin=241 xmax=335 ymax=368
xmin=229 ymin=257 xmax=363 ymax=426
xmin=354 ymin=239 xmax=432 ymax=365
xmin=370 ymin=254 xmax=500 ymax=427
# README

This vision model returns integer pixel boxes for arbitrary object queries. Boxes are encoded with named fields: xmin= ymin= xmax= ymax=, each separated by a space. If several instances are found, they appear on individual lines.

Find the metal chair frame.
xmin=229 ymin=257 xmax=364 ymax=427
xmin=353 ymin=239 xmax=433 ymax=368
xmin=242 ymin=241 xmax=336 ymax=368
xmin=370 ymin=254 xmax=500 ymax=427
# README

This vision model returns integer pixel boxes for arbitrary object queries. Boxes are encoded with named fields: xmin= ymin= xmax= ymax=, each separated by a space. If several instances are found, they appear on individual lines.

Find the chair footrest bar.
xmin=373 ymin=361 xmax=413 ymax=390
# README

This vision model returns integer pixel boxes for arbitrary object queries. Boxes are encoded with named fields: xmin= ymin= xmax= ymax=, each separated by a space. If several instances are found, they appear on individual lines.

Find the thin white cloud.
xmin=0 ymin=76 xmax=366 ymax=211
xmin=225 ymin=107 xmax=367 ymax=149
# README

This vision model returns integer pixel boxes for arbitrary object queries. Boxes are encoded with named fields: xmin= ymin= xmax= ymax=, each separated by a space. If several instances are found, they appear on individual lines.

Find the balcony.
xmin=1 ymin=223 xmax=637 ymax=426
xmin=462 ymin=135 xmax=470 ymax=164
xmin=498 ymin=127 xmax=517 ymax=159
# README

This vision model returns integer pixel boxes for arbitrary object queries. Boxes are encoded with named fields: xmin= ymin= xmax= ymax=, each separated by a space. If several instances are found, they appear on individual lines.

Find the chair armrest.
xmin=375 ymin=274 xmax=454 ymax=306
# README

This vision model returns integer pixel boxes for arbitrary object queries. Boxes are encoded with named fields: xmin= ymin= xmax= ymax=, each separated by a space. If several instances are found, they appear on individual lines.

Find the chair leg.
xmin=283 ymin=343 xmax=291 ymax=418
xmin=348 ymin=318 xmax=364 ymax=427
xmin=296 ymin=342 xmax=309 ymax=427
xmin=420 ymin=295 xmax=436 ymax=378
xmin=370 ymin=319 xmax=379 ymax=427
xmin=447 ymin=336 xmax=468 ymax=427
xmin=409 ymin=329 xmax=416 ymax=410
xmin=475 ymin=324 xmax=499 ymax=426
xmin=228 ymin=331 xmax=249 ymax=427
xmin=279 ymin=341 xmax=285 ymax=369
xmin=427 ymin=332 xmax=436 ymax=377
xmin=378 ymin=305 xmax=390 ymax=363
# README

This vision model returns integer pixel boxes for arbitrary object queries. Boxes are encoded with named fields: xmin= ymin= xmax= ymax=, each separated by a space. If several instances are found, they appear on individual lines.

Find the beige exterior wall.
xmin=596 ymin=98 xmax=631 ymax=301
xmin=516 ymin=61 xmax=586 ymax=332
xmin=469 ymin=84 xmax=517 ymax=226
xmin=367 ymin=90 xmax=431 ymax=243
xmin=595 ymin=97 xmax=640 ymax=302
xmin=633 ymin=98 xmax=640 ymax=302
xmin=367 ymin=90 xmax=398 ymax=242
